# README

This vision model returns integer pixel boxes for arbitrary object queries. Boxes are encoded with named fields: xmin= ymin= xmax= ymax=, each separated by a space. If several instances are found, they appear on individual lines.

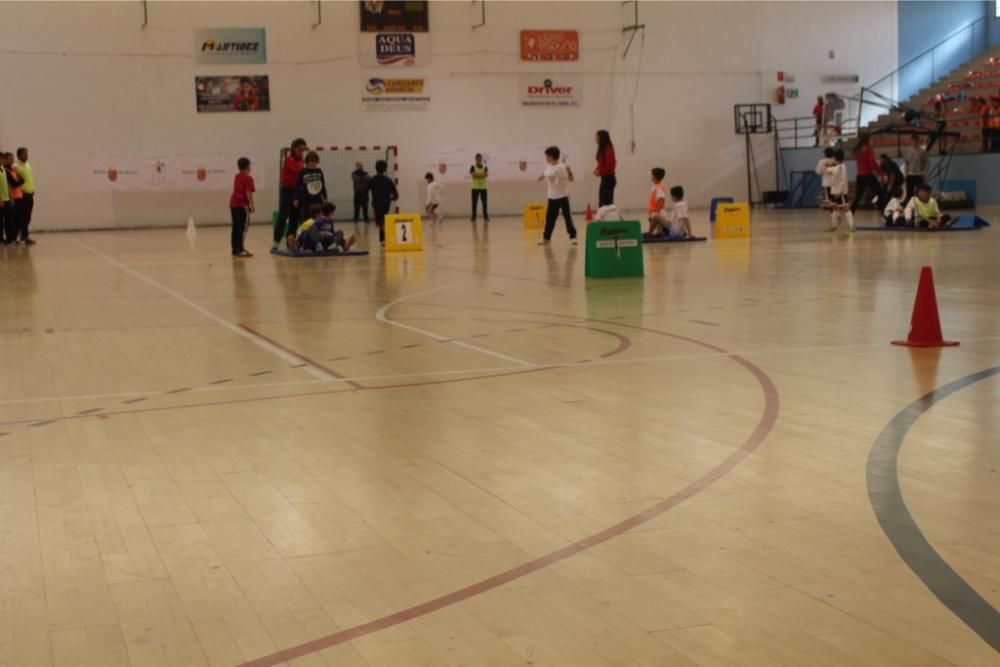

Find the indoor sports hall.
xmin=1 ymin=2 xmax=999 ymax=666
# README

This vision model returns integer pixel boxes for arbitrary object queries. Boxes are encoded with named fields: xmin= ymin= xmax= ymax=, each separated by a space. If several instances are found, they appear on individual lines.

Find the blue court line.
xmin=866 ymin=366 xmax=1000 ymax=653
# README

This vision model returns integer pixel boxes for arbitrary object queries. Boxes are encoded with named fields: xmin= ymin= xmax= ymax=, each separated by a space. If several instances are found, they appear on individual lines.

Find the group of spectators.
xmin=0 ymin=148 xmax=36 ymax=245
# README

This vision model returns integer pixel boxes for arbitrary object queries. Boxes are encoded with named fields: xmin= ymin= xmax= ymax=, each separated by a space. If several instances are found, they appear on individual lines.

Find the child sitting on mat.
xmin=288 ymin=202 xmax=356 ymax=252
xmin=645 ymin=167 xmax=670 ymax=237
xmin=882 ymin=187 xmax=905 ymax=227
xmin=666 ymin=186 xmax=693 ymax=240
xmin=904 ymin=184 xmax=952 ymax=228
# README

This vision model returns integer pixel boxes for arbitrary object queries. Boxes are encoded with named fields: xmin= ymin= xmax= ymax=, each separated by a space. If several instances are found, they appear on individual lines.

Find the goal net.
xmin=277 ymin=145 xmax=398 ymax=223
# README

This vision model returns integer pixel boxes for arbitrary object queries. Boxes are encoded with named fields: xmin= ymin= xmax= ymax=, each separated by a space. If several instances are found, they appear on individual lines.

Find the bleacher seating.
xmin=857 ymin=44 xmax=1000 ymax=155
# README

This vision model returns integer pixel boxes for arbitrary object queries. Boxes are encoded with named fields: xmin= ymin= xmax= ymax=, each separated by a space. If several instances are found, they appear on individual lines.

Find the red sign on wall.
xmin=520 ymin=30 xmax=579 ymax=62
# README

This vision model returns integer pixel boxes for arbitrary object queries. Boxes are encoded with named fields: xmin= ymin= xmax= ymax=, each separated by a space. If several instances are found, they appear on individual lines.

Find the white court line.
xmin=375 ymin=284 xmax=538 ymax=368
xmin=75 ymin=241 xmax=332 ymax=381
xmin=5 ymin=334 xmax=1000 ymax=407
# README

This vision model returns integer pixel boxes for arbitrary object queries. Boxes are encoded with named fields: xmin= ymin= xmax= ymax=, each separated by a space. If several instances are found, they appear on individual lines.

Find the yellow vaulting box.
xmin=523 ymin=203 xmax=546 ymax=230
xmin=714 ymin=203 xmax=751 ymax=239
xmin=384 ymin=213 xmax=424 ymax=252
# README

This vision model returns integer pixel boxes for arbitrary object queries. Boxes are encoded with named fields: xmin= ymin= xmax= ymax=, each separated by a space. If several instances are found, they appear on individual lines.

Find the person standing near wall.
xmin=351 ymin=162 xmax=371 ymax=223
xmin=0 ymin=152 xmax=10 ymax=245
xmin=14 ymin=147 xmax=36 ymax=244
xmin=850 ymin=132 xmax=884 ymax=214
xmin=469 ymin=153 xmax=489 ymax=222
xmin=276 ymin=138 xmax=307 ymax=249
xmin=4 ymin=154 xmax=24 ymax=244
xmin=902 ymin=133 xmax=928 ymax=202
xmin=593 ymin=130 xmax=617 ymax=206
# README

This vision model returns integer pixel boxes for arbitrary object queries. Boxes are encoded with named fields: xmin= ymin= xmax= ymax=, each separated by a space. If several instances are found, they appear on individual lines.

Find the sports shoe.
xmin=571 ymin=238 xmax=578 ymax=246
xmin=537 ymin=238 xmax=550 ymax=246
xmin=824 ymin=226 xmax=838 ymax=232
xmin=848 ymin=227 xmax=856 ymax=234
xmin=271 ymin=241 xmax=279 ymax=250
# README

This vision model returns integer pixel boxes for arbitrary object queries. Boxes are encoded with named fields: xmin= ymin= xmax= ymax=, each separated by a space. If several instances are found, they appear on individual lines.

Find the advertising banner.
xmin=359 ymin=32 xmax=429 ymax=67
xmin=195 ymin=76 xmax=270 ymax=113
xmin=90 ymin=154 xmax=265 ymax=191
xmin=519 ymin=74 xmax=582 ymax=108
xmin=194 ymin=28 xmax=267 ymax=65
xmin=362 ymin=77 xmax=430 ymax=111
xmin=360 ymin=1 xmax=429 ymax=33
xmin=520 ymin=30 xmax=579 ymax=62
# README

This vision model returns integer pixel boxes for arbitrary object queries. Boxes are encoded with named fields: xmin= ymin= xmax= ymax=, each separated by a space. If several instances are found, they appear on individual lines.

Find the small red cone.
xmin=892 ymin=267 xmax=959 ymax=347
xmin=585 ymin=203 xmax=593 ymax=222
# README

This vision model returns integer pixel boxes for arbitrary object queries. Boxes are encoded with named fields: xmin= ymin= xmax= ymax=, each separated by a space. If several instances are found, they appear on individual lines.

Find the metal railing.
xmin=773 ymin=114 xmax=859 ymax=149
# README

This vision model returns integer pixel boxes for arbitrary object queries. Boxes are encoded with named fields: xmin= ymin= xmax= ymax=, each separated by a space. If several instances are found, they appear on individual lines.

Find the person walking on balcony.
xmin=902 ymin=134 xmax=927 ymax=203
xmin=850 ymin=132 xmax=885 ymax=215
xmin=812 ymin=96 xmax=825 ymax=146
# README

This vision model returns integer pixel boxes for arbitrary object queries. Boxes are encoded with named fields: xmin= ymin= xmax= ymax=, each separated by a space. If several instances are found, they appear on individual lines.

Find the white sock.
xmin=830 ymin=210 xmax=840 ymax=227
xmin=845 ymin=211 xmax=855 ymax=229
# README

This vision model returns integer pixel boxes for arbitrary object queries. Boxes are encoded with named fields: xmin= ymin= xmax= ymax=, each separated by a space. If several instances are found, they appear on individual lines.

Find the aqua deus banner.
xmin=194 ymin=28 xmax=267 ymax=65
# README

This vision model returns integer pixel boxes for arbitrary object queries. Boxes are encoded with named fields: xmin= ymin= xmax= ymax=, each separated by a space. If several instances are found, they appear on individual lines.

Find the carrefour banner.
xmin=89 ymin=154 xmax=265 ymax=192
xmin=362 ymin=77 xmax=430 ymax=111
xmin=194 ymin=28 xmax=267 ymax=64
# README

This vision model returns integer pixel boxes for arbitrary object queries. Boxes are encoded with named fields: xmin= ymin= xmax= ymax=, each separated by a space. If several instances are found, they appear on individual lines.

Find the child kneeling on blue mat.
xmin=288 ymin=202 xmax=357 ymax=252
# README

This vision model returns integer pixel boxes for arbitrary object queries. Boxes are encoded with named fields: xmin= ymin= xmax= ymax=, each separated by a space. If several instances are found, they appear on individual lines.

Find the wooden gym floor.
xmin=1 ymin=208 xmax=998 ymax=667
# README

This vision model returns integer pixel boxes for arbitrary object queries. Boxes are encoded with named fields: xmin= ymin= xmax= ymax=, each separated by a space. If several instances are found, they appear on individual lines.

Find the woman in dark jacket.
xmin=594 ymin=130 xmax=617 ymax=207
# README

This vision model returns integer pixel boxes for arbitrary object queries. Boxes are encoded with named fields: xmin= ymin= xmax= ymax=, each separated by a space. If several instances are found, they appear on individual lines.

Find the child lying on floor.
xmin=288 ymin=202 xmax=357 ymax=252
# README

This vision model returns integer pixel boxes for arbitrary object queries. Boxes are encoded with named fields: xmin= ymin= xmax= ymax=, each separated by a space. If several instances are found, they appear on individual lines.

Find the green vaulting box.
xmin=584 ymin=220 xmax=645 ymax=278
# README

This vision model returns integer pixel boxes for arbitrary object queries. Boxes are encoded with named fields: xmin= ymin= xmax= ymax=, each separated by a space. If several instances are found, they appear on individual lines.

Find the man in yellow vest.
xmin=469 ymin=153 xmax=489 ymax=222
xmin=14 ymin=147 xmax=36 ymax=244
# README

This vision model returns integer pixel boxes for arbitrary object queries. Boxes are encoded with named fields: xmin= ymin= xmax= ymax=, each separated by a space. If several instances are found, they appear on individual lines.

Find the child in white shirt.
xmin=815 ymin=147 xmax=836 ymax=206
xmin=882 ymin=187 xmax=905 ymax=227
xmin=536 ymin=146 xmax=577 ymax=245
xmin=825 ymin=148 xmax=855 ymax=233
xmin=424 ymin=172 xmax=444 ymax=223
xmin=667 ymin=186 xmax=692 ymax=239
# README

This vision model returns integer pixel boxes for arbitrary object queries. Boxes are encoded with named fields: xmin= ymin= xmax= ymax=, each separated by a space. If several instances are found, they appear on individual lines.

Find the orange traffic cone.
xmin=892 ymin=267 xmax=959 ymax=347
xmin=585 ymin=203 xmax=593 ymax=222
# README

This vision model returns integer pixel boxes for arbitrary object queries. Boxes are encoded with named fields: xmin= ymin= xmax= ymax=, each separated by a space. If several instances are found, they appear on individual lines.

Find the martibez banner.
xmin=195 ymin=76 xmax=271 ymax=113
xmin=194 ymin=28 xmax=267 ymax=65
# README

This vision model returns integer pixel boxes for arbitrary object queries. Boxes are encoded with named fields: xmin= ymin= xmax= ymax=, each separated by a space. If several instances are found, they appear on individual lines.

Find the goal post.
xmin=277 ymin=145 xmax=398 ymax=223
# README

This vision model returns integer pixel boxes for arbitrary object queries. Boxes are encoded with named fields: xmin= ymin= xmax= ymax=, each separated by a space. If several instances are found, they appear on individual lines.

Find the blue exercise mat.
xmin=643 ymin=236 xmax=708 ymax=244
xmin=271 ymin=248 xmax=370 ymax=257
xmin=855 ymin=215 xmax=990 ymax=232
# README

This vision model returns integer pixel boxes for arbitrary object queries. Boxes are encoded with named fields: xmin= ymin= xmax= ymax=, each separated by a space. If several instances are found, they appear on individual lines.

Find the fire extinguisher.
xmin=776 ymin=85 xmax=786 ymax=105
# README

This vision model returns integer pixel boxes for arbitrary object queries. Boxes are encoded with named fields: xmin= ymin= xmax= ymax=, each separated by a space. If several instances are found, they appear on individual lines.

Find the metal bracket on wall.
xmin=140 ymin=0 xmax=148 ymax=28
xmin=312 ymin=0 xmax=322 ymax=29
xmin=622 ymin=0 xmax=645 ymax=59
xmin=472 ymin=0 xmax=486 ymax=30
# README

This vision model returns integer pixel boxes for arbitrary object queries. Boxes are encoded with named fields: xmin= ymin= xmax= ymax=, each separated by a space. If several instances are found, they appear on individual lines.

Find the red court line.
xmin=237 ymin=323 xmax=364 ymax=390
xmin=235 ymin=325 xmax=780 ymax=667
